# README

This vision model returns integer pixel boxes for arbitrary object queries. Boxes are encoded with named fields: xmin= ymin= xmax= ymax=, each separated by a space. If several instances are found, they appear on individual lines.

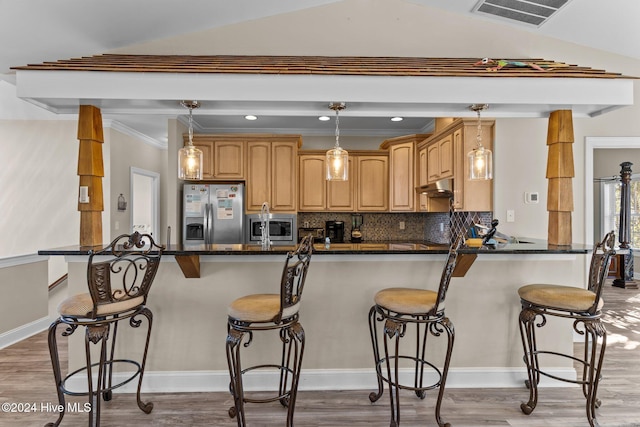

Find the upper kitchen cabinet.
xmin=298 ymin=153 xmax=355 ymax=212
xmin=188 ymin=135 xmax=244 ymax=180
xmin=298 ymin=151 xmax=386 ymax=212
xmin=380 ymin=134 xmax=429 ymax=212
xmin=356 ymin=153 xmax=389 ymax=212
xmin=246 ymin=137 xmax=300 ymax=213
xmin=417 ymin=119 xmax=494 ymax=212
xmin=426 ymin=134 xmax=454 ymax=183
xmin=453 ymin=119 xmax=494 ymax=212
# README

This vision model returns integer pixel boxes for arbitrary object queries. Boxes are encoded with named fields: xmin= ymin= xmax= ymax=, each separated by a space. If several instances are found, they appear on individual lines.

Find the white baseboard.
xmin=0 ymin=316 xmax=50 ymax=349
xmin=66 ymin=367 xmax=576 ymax=394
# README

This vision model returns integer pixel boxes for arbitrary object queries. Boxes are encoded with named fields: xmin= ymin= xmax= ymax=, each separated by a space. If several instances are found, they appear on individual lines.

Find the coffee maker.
xmin=325 ymin=220 xmax=345 ymax=243
xmin=351 ymin=214 xmax=363 ymax=243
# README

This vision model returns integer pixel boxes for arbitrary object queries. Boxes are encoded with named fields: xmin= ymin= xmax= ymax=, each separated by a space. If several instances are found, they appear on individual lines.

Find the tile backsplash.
xmin=297 ymin=211 xmax=493 ymax=243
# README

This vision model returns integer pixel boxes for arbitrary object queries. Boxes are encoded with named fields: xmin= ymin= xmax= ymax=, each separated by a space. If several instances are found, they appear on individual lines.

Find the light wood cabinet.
xmin=356 ymin=155 xmax=388 ymax=211
xmin=459 ymin=120 xmax=494 ymax=212
xmin=298 ymin=154 xmax=355 ymax=211
xmin=418 ymin=144 xmax=429 ymax=211
xmin=426 ymin=134 xmax=453 ymax=183
xmin=380 ymin=134 xmax=429 ymax=212
xmin=327 ymin=157 xmax=355 ymax=211
xmin=189 ymin=136 xmax=244 ymax=180
xmin=246 ymin=139 xmax=298 ymax=212
xmin=213 ymin=140 xmax=244 ymax=179
xmin=417 ymin=119 xmax=494 ymax=212
xmin=298 ymin=155 xmax=326 ymax=211
xmin=298 ymin=151 xmax=386 ymax=212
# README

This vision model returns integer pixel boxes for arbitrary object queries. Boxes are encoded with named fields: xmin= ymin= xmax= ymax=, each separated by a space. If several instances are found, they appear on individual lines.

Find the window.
xmin=601 ymin=176 xmax=640 ymax=248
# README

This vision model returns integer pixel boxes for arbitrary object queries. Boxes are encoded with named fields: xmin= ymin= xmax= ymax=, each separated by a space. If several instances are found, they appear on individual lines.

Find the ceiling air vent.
xmin=473 ymin=0 xmax=572 ymax=27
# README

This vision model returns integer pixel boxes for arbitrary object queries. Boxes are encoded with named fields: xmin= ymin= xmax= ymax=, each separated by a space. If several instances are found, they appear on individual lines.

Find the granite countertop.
xmin=39 ymin=238 xmax=591 ymax=256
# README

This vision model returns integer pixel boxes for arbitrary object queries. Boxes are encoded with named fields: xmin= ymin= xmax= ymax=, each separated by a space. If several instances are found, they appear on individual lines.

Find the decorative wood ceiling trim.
xmin=12 ymin=54 xmax=633 ymax=79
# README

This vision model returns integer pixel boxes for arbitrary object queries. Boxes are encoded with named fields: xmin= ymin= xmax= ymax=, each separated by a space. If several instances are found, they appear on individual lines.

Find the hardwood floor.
xmin=1 ymin=283 xmax=639 ymax=426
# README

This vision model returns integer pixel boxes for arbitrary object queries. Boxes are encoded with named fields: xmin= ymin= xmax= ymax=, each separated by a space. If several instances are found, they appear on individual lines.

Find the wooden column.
xmin=546 ymin=110 xmax=574 ymax=246
xmin=77 ymin=105 xmax=104 ymax=246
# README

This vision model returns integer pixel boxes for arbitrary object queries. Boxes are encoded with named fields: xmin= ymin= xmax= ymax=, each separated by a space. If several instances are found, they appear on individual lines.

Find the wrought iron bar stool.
xmin=368 ymin=235 xmax=464 ymax=427
xmin=45 ymin=232 xmax=164 ymax=427
xmin=517 ymin=231 xmax=616 ymax=427
xmin=226 ymin=235 xmax=314 ymax=427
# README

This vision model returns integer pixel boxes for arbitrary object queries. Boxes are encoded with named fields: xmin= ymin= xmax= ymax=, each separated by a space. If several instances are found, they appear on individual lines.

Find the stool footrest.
xmin=60 ymin=359 xmax=142 ymax=396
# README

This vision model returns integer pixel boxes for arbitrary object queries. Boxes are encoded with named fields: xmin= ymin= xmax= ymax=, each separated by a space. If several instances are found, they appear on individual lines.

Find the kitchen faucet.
xmin=259 ymin=202 xmax=271 ymax=250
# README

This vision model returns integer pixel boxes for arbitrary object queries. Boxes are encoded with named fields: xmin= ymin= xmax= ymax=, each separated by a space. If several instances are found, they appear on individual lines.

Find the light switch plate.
xmin=506 ymin=210 xmax=515 ymax=222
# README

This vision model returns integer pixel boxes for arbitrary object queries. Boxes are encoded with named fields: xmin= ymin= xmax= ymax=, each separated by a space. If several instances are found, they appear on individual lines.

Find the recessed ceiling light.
xmin=318 ymin=116 xmax=330 ymax=121
xmin=245 ymin=115 xmax=258 ymax=121
xmin=391 ymin=117 xmax=404 ymax=122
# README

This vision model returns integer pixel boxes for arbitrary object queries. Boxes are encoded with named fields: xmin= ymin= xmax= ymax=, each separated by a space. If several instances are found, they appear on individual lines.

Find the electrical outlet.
xmin=506 ymin=210 xmax=515 ymax=223
xmin=399 ymin=221 xmax=405 ymax=230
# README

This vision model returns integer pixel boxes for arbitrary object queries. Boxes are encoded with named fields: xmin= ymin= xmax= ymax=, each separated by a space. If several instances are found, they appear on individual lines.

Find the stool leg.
xmin=226 ymin=326 xmax=247 ymax=427
xmin=383 ymin=318 xmax=404 ymax=427
xmin=414 ymin=318 xmax=429 ymax=399
xmin=133 ymin=308 xmax=154 ymax=413
xmin=368 ymin=306 xmax=384 ymax=403
xmin=102 ymin=318 xmax=118 ymax=402
xmin=518 ymin=307 xmax=540 ymax=415
xmin=433 ymin=318 xmax=454 ymax=427
xmin=45 ymin=319 xmax=69 ymax=427
xmin=85 ymin=323 xmax=110 ymax=427
xmin=583 ymin=319 xmax=607 ymax=427
xmin=282 ymin=322 xmax=305 ymax=427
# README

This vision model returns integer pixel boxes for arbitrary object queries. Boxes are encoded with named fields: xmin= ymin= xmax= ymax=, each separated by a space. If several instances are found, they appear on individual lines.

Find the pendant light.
xmin=326 ymin=102 xmax=348 ymax=181
xmin=467 ymin=104 xmax=493 ymax=180
xmin=178 ymin=100 xmax=203 ymax=180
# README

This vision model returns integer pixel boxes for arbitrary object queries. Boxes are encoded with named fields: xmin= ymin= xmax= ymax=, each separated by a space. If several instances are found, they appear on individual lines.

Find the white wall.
xmin=109 ymin=128 xmax=167 ymax=241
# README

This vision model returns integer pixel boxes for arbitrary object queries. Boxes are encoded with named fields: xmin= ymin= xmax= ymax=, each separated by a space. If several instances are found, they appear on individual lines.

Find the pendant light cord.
xmin=335 ymin=108 xmax=340 ymax=149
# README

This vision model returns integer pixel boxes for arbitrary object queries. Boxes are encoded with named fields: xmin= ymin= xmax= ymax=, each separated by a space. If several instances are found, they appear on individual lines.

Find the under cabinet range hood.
xmin=417 ymin=179 xmax=454 ymax=198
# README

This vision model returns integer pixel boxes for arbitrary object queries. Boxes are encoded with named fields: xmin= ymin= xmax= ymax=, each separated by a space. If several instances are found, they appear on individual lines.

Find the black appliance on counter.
xmin=325 ymin=221 xmax=345 ymax=243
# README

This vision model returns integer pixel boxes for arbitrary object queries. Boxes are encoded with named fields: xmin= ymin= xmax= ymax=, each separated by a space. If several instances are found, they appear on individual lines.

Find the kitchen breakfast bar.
xmin=40 ymin=239 xmax=590 ymax=393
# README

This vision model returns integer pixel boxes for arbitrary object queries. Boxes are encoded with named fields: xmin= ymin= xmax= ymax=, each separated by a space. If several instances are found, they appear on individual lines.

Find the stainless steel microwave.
xmin=246 ymin=213 xmax=297 ymax=246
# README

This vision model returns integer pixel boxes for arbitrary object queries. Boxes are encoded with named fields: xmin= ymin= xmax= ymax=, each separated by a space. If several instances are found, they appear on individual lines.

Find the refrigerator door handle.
xmin=208 ymin=202 xmax=214 ymax=244
xmin=204 ymin=203 xmax=210 ymax=245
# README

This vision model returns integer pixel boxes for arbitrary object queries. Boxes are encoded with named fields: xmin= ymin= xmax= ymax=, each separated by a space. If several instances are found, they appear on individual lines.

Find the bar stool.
xmin=46 ymin=232 xmax=164 ymax=427
xmin=368 ymin=235 xmax=464 ymax=427
xmin=518 ymin=231 xmax=616 ymax=427
xmin=225 ymin=235 xmax=314 ymax=427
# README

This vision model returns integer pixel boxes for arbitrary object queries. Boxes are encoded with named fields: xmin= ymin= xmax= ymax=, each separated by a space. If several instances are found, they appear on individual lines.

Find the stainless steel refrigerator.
xmin=183 ymin=183 xmax=245 ymax=245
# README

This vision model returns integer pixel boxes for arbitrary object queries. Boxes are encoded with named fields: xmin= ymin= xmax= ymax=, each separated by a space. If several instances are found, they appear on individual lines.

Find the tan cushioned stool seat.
xmin=228 ymin=294 xmax=300 ymax=323
xmin=518 ymin=284 xmax=603 ymax=312
xmin=58 ymin=293 xmax=145 ymax=318
xmin=374 ymin=287 xmax=438 ymax=315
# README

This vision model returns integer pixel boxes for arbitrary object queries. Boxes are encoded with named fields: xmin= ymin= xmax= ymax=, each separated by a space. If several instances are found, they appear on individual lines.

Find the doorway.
xmin=130 ymin=167 xmax=160 ymax=240
xmin=585 ymin=137 xmax=640 ymax=245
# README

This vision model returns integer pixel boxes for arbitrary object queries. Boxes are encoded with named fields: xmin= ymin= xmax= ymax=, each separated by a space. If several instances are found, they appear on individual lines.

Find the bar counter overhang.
xmin=40 ymin=239 xmax=591 ymax=393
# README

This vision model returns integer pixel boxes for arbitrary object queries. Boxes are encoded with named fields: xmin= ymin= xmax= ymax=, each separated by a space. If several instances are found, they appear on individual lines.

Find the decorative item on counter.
xmin=468 ymin=104 xmax=493 ymax=181
xmin=117 ymin=193 xmax=127 ymax=211
xmin=324 ymin=237 xmax=331 ymax=249
xmin=326 ymin=102 xmax=348 ymax=181
xmin=474 ymin=58 xmax=546 ymax=72
xmin=178 ymin=100 xmax=203 ymax=180
xmin=466 ymin=219 xmax=521 ymax=249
